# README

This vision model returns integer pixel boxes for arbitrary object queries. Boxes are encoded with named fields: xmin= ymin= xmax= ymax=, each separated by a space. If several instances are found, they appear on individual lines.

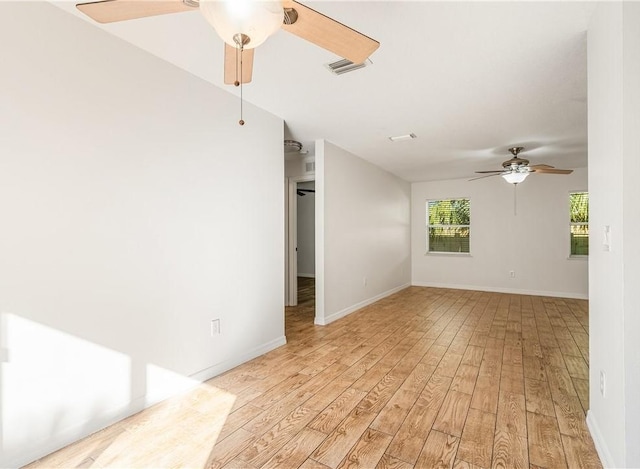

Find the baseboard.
xmin=317 ymin=283 xmax=411 ymax=326
xmin=410 ymin=281 xmax=588 ymax=300
xmin=5 ymin=335 xmax=287 ymax=469
xmin=3 ymin=397 xmax=148 ymax=469
xmin=298 ymin=273 xmax=315 ymax=278
xmin=586 ymin=410 xmax=615 ymax=468
xmin=189 ymin=335 xmax=287 ymax=383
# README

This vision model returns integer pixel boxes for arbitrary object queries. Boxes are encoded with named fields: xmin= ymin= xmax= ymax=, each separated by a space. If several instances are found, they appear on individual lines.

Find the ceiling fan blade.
xmin=529 ymin=164 xmax=555 ymax=170
xmin=474 ymin=170 xmax=504 ymax=174
xmin=469 ymin=173 xmax=503 ymax=181
xmin=76 ymin=0 xmax=195 ymax=24
xmin=531 ymin=168 xmax=574 ymax=174
xmin=224 ymin=44 xmax=254 ymax=85
xmin=281 ymin=0 xmax=380 ymax=64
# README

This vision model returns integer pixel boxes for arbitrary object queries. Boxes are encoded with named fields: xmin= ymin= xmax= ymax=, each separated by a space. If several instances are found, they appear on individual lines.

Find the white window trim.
xmin=425 ymin=252 xmax=473 ymax=257
xmin=569 ymin=191 xmax=589 ymax=258
xmin=426 ymin=198 xmax=471 ymax=255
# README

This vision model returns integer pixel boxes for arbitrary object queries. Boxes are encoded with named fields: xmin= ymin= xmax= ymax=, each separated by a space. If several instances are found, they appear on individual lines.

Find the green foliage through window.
xmin=570 ymin=192 xmax=589 ymax=256
xmin=427 ymin=198 xmax=470 ymax=253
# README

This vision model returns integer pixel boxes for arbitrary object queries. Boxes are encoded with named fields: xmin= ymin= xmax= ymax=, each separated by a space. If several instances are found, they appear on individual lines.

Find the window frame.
xmin=569 ymin=191 xmax=589 ymax=258
xmin=426 ymin=197 xmax=471 ymax=255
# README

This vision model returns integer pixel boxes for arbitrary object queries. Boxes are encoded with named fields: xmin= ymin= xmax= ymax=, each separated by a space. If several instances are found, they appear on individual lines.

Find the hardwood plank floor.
xmin=297 ymin=276 xmax=315 ymax=307
xmin=24 ymin=287 xmax=602 ymax=469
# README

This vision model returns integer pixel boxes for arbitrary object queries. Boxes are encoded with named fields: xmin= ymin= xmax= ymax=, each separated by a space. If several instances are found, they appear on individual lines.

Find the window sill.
xmin=568 ymin=255 xmax=588 ymax=260
xmin=425 ymin=252 xmax=472 ymax=257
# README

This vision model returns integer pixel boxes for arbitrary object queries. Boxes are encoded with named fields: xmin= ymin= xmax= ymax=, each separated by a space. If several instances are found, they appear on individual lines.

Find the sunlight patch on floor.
xmin=30 ymin=383 xmax=237 ymax=468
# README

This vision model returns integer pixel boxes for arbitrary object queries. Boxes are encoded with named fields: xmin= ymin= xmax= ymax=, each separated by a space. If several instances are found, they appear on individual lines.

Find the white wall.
xmin=411 ymin=168 xmax=588 ymax=298
xmin=315 ymin=140 xmax=411 ymax=325
xmin=285 ymin=155 xmax=315 ymax=179
xmin=587 ymin=3 xmax=640 ymax=467
xmin=622 ymin=6 xmax=640 ymax=465
xmin=0 ymin=3 xmax=284 ymax=467
xmin=297 ymin=181 xmax=316 ymax=277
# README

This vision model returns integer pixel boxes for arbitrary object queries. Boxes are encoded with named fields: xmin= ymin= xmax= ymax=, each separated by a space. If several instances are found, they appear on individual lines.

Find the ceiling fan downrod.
xmin=509 ymin=146 xmax=524 ymax=157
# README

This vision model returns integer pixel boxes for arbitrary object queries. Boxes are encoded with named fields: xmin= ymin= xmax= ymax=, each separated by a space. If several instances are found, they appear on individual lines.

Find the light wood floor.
xmin=297 ymin=276 xmax=315 ymax=308
xmin=25 ymin=287 xmax=602 ymax=469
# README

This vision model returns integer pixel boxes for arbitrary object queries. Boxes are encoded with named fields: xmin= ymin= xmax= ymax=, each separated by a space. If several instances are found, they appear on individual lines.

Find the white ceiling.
xmin=52 ymin=1 xmax=592 ymax=182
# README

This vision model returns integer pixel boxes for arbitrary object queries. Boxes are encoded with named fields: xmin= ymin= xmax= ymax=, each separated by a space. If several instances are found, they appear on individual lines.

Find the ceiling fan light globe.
xmin=502 ymin=171 xmax=529 ymax=184
xmin=200 ymin=0 xmax=283 ymax=49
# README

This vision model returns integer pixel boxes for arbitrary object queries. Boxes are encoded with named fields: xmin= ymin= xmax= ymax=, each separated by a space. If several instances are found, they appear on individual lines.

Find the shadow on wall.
xmin=0 ymin=313 xmax=236 ymax=467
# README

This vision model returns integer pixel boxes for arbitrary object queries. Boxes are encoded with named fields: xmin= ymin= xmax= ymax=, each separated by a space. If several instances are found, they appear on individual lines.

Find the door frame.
xmin=285 ymin=175 xmax=315 ymax=306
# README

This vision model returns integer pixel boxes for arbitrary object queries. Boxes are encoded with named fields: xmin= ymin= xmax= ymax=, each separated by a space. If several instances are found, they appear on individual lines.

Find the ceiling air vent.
xmin=305 ymin=161 xmax=315 ymax=173
xmin=325 ymin=58 xmax=372 ymax=76
xmin=388 ymin=133 xmax=417 ymax=142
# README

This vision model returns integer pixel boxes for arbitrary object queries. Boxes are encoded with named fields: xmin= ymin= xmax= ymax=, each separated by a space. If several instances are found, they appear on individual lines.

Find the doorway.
xmin=295 ymin=180 xmax=315 ymax=307
xmin=285 ymin=176 xmax=315 ymax=318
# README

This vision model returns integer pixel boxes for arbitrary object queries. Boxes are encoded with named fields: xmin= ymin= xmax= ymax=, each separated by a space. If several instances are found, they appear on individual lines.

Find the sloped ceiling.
xmin=52 ymin=1 xmax=592 ymax=182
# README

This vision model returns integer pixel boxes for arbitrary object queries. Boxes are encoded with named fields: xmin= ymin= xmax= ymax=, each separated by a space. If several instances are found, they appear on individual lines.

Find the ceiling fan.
xmin=471 ymin=146 xmax=573 ymax=184
xmin=297 ymin=188 xmax=315 ymax=196
xmin=75 ymin=0 xmax=380 ymax=86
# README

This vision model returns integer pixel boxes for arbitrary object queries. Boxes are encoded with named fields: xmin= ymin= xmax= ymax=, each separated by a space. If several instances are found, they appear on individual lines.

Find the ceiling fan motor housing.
xmin=502 ymin=156 xmax=530 ymax=169
xmin=283 ymin=8 xmax=299 ymax=25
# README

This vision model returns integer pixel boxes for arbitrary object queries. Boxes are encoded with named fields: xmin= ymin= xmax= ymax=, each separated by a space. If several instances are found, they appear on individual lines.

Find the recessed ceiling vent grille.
xmin=305 ymin=161 xmax=315 ymax=173
xmin=325 ymin=58 xmax=372 ymax=76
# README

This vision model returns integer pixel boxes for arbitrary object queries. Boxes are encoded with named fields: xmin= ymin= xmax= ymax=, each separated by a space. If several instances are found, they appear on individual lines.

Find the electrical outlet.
xmin=600 ymin=370 xmax=606 ymax=397
xmin=509 ymin=270 xmax=515 ymax=278
xmin=363 ymin=277 xmax=367 ymax=286
xmin=211 ymin=319 xmax=221 ymax=336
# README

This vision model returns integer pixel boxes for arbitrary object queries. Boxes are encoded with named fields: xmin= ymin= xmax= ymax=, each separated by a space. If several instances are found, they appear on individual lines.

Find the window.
xmin=427 ymin=198 xmax=470 ymax=253
xmin=570 ymin=192 xmax=589 ymax=256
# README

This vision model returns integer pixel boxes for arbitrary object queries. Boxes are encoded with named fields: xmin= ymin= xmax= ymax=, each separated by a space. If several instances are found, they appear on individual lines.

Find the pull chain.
xmin=239 ymin=46 xmax=244 ymax=126
xmin=234 ymin=42 xmax=245 ymax=126
xmin=232 ymin=33 xmax=250 ymax=126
